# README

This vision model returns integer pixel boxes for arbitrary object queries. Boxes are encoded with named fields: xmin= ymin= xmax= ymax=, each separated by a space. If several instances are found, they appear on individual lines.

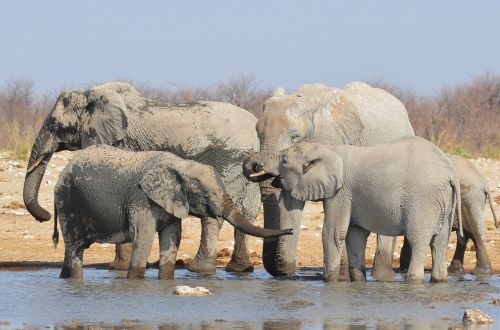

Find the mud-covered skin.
xmin=277 ymin=137 xmax=462 ymax=283
xmin=55 ymin=146 xmax=292 ymax=280
xmin=23 ymin=82 xmax=260 ymax=273
xmin=400 ymin=155 xmax=499 ymax=275
xmin=243 ymin=82 xmax=415 ymax=279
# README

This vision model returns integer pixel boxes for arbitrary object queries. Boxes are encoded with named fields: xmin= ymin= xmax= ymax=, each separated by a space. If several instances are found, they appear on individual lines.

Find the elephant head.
xmin=242 ymin=83 xmax=365 ymax=277
xmin=139 ymin=157 xmax=293 ymax=238
xmin=277 ymin=142 xmax=344 ymax=201
xmin=23 ymin=82 xmax=137 ymax=222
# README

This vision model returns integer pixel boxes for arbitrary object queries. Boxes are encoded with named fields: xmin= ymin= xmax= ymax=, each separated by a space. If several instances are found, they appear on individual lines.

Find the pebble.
xmin=174 ymin=286 xmax=211 ymax=296
xmin=463 ymin=308 xmax=494 ymax=324
xmin=300 ymin=225 xmax=308 ymax=230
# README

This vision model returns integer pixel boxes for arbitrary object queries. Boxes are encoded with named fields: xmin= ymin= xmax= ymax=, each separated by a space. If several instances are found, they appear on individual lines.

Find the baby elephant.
xmin=277 ymin=137 xmax=462 ymax=283
xmin=54 ymin=145 xmax=292 ymax=280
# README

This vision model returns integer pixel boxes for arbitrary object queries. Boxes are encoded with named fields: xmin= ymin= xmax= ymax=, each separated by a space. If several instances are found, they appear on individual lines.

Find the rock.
xmin=462 ymin=308 xmax=494 ymax=324
xmin=493 ymin=299 xmax=500 ymax=306
xmin=12 ymin=209 xmax=26 ymax=216
xmin=300 ymin=224 xmax=308 ymax=230
xmin=174 ymin=286 xmax=211 ymax=296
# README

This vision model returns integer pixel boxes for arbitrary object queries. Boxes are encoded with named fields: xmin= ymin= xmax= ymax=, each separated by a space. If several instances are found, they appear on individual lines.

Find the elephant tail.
xmin=485 ymin=189 xmax=499 ymax=229
xmin=52 ymin=202 xmax=59 ymax=248
xmin=451 ymin=178 xmax=464 ymax=239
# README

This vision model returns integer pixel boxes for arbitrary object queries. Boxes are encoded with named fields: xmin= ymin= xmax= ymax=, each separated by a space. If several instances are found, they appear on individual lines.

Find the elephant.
xmin=242 ymin=82 xmax=415 ymax=280
xmin=53 ymin=145 xmax=292 ymax=280
xmin=399 ymin=155 xmax=499 ymax=275
xmin=23 ymin=81 xmax=261 ymax=273
xmin=276 ymin=137 xmax=463 ymax=283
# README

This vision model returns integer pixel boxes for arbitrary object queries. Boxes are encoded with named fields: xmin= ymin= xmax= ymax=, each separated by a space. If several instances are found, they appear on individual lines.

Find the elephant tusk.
xmin=250 ymin=170 xmax=268 ymax=178
xmin=27 ymin=155 xmax=46 ymax=174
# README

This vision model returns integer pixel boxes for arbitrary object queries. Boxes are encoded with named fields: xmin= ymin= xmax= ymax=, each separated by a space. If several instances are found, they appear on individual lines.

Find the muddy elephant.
xmin=400 ymin=155 xmax=499 ymax=275
xmin=276 ymin=138 xmax=463 ymax=283
xmin=23 ymin=81 xmax=261 ymax=273
xmin=53 ymin=145 xmax=292 ymax=280
xmin=243 ymin=82 xmax=415 ymax=279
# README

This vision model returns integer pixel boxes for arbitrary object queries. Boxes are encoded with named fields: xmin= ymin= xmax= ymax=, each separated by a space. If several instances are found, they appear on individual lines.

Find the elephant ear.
xmin=311 ymin=89 xmax=365 ymax=145
xmin=291 ymin=151 xmax=344 ymax=201
xmin=80 ymin=89 xmax=129 ymax=148
xmin=139 ymin=168 xmax=189 ymax=219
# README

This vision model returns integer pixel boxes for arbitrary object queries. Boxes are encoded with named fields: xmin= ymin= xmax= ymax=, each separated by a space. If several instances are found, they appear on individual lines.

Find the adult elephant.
xmin=243 ymin=82 xmax=415 ymax=279
xmin=23 ymin=81 xmax=260 ymax=273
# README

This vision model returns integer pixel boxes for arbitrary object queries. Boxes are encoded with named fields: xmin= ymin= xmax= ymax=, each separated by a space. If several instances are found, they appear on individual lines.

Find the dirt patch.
xmin=0 ymin=151 xmax=499 ymax=274
xmin=279 ymin=300 xmax=315 ymax=310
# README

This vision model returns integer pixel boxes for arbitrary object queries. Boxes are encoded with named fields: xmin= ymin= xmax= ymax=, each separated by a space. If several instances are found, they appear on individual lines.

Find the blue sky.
xmin=1 ymin=1 xmax=499 ymax=95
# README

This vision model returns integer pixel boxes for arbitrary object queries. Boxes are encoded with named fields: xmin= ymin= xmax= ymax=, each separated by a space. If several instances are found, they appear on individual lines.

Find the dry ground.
xmin=1 ymin=151 xmax=499 ymax=273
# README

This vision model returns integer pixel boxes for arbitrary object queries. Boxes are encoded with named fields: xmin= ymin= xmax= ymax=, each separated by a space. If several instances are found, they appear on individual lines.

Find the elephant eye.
xmin=303 ymin=160 xmax=317 ymax=174
xmin=290 ymin=132 xmax=301 ymax=142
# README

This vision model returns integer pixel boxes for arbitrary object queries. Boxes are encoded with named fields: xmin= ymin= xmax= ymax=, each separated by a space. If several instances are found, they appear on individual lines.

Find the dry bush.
xmin=372 ymin=72 xmax=500 ymax=158
xmin=0 ymin=79 xmax=53 ymax=159
xmin=2 ymin=74 xmax=498 ymax=160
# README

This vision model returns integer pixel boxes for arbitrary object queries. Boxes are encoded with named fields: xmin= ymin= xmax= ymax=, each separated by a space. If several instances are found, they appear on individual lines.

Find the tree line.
xmin=1 ymin=73 xmax=499 ymax=159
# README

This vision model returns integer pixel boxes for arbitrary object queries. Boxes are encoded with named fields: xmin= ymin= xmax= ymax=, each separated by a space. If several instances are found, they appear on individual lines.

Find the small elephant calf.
xmin=277 ymin=136 xmax=463 ymax=283
xmin=54 ymin=145 xmax=292 ymax=280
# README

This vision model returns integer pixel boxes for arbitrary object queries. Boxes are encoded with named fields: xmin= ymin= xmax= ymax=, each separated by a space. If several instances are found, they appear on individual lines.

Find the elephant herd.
xmin=22 ymin=81 xmax=498 ymax=282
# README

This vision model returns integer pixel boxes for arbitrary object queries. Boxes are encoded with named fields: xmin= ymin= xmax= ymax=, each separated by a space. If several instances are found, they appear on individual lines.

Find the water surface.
xmin=0 ymin=267 xmax=499 ymax=329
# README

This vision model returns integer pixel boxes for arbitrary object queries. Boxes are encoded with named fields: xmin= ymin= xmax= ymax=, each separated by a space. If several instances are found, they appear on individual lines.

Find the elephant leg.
xmin=430 ymin=220 xmax=451 ymax=283
xmin=471 ymin=234 xmax=492 ymax=275
xmin=60 ymin=243 xmax=84 ymax=280
xmin=109 ymin=243 xmax=132 ymax=271
xmin=158 ymin=219 xmax=182 ymax=280
xmin=226 ymin=228 xmax=254 ymax=272
xmin=322 ymin=198 xmax=351 ymax=282
xmin=188 ymin=217 xmax=220 ymax=273
xmin=372 ymin=235 xmax=396 ymax=281
xmin=346 ymin=225 xmax=370 ymax=281
xmin=399 ymin=236 xmax=412 ymax=273
xmin=405 ymin=241 xmax=427 ymax=283
xmin=448 ymin=231 xmax=468 ymax=274
xmin=127 ymin=221 xmax=156 ymax=280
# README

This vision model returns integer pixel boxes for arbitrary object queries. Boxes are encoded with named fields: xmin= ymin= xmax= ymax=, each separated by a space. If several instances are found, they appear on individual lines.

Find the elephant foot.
xmin=430 ymin=276 xmax=448 ymax=283
xmin=108 ymin=258 xmax=130 ymax=271
xmin=188 ymin=255 xmax=217 ymax=273
xmin=473 ymin=265 xmax=492 ymax=276
xmin=372 ymin=265 xmax=395 ymax=281
xmin=127 ymin=266 xmax=146 ymax=279
xmin=405 ymin=273 xmax=425 ymax=284
xmin=159 ymin=262 xmax=175 ymax=280
xmin=447 ymin=259 xmax=465 ymax=274
xmin=226 ymin=260 xmax=254 ymax=272
xmin=349 ymin=268 xmax=367 ymax=281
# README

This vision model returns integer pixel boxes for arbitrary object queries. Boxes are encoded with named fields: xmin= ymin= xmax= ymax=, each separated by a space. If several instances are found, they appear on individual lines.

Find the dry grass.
xmin=1 ymin=72 xmax=499 ymax=160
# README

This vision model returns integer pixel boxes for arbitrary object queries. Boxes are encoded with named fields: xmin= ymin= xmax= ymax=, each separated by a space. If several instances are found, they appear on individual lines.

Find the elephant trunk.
xmin=221 ymin=194 xmax=292 ymax=238
xmin=242 ymin=151 xmax=279 ymax=182
xmin=262 ymin=189 xmax=303 ymax=277
xmin=23 ymin=131 xmax=55 ymax=222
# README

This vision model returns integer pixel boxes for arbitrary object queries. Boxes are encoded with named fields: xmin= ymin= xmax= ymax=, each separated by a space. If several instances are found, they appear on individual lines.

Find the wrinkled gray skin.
xmin=277 ymin=138 xmax=463 ymax=283
xmin=243 ymin=82 xmax=415 ymax=280
xmin=54 ymin=145 xmax=292 ymax=280
xmin=23 ymin=82 xmax=260 ymax=273
xmin=400 ymin=155 xmax=499 ymax=275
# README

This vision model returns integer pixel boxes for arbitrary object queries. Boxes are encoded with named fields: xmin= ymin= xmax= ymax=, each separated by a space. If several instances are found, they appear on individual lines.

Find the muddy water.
xmin=0 ymin=268 xmax=499 ymax=329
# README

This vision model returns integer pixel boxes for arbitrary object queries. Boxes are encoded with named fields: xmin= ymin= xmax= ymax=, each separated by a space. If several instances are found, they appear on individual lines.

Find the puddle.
xmin=0 ymin=268 xmax=499 ymax=329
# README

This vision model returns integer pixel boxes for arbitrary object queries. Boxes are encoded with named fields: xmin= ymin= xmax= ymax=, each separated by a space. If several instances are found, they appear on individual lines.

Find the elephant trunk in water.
xmin=221 ymin=194 xmax=292 ymax=238
xmin=23 ymin=130 xmax=55 ymax=222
